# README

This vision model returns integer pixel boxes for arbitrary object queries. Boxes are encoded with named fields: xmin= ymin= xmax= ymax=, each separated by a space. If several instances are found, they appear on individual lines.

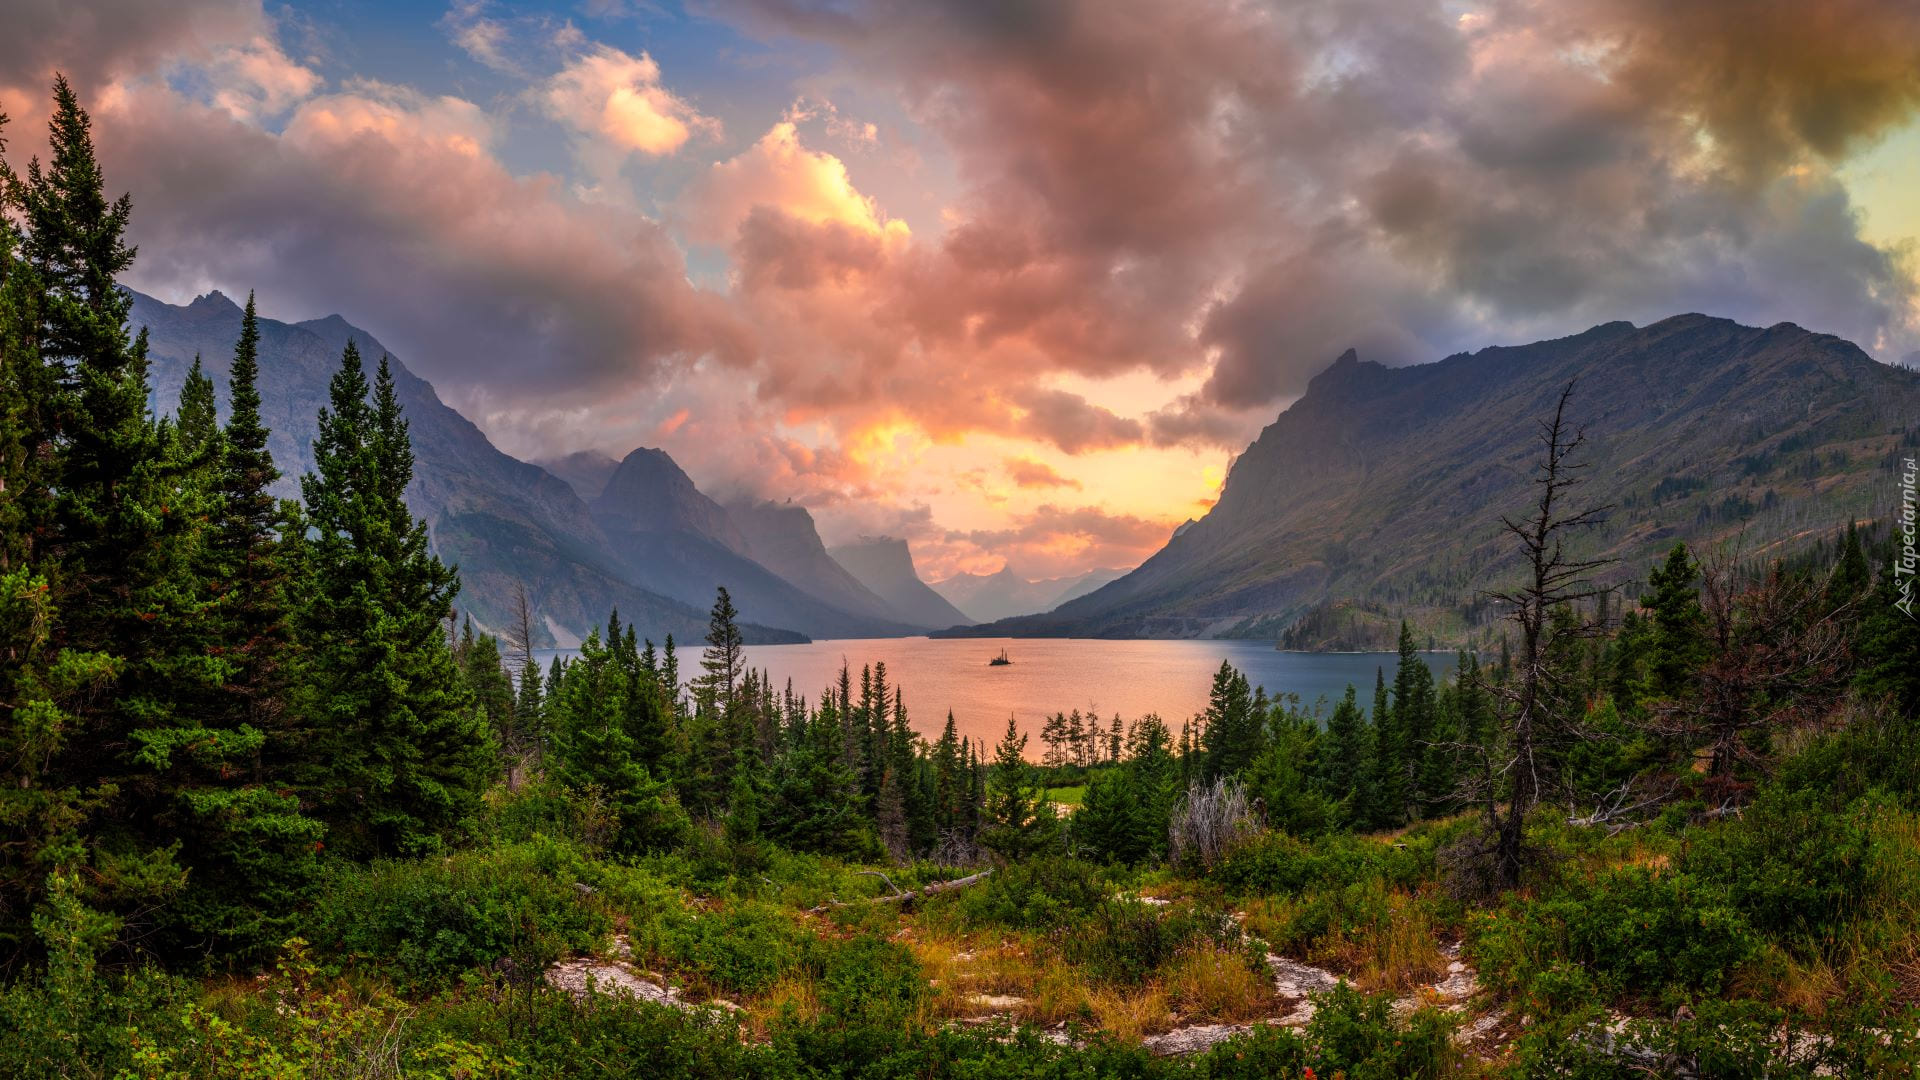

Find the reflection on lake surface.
xmin=540 ymin=637 xmax=1454 ymax=752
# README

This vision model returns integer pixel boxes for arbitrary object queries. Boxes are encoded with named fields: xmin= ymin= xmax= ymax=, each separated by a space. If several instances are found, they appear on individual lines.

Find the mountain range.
xmin=930 ymin=566 xmax=1130 ymax=624
xmin=936 ymin=314 xmax=1920 ymax=646
xmin=129 ymin=290 xmax=953 ymax=646
xmin=135 ymin=295 xmax=1918 ymax=651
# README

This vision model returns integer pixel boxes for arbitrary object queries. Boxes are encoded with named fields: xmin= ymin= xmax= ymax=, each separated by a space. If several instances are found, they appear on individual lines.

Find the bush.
xmin=644 ymin=901 xmax=823 ymax=997
xmin=306 ymin=839 xmax=610 ymax=990
xmin=942 ymin=856 xmax=1107 ymax=931
xmin=1188 ymin=983 xmax=1458 ymax=1079
xmin=1681 ymin=789 xmax=1878 ymax=954
xmin=1063 ymin=899 xmax=1246 ymax=985
xmin=1470 ymin=866 xmax=1759 ymax=1014
xmin=817 ymin=935 xmax=931 ymax=1029
xmin=1216 ymin=829 xmax=1439 ymax=897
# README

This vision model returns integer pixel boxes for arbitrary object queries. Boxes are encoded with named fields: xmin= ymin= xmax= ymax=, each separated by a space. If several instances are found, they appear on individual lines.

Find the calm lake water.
xmin=540 ymin=637 xmax=1453 ymax=752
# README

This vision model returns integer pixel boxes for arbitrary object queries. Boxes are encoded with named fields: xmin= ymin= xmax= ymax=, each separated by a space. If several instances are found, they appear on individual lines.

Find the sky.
xmin=4 ymin=0 xmax=1919 ymax=581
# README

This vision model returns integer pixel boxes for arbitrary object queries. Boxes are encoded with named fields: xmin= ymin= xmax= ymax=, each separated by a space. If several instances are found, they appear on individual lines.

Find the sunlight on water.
xmin=541 ymin=638 xmax=1453 ymax=752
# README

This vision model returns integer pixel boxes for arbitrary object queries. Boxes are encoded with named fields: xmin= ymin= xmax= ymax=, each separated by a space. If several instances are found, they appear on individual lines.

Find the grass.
xmin=1046 ymin=785 xmax=1086 ymax=807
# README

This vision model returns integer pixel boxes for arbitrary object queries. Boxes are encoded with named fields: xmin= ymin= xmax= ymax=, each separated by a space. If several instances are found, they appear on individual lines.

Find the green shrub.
xmin=817 ymin=935 xmax=930 ymax=1029
xmin=1470 ymin=866 xmax=1759 ymax=1013
xmin=1216 ymin=829 xmax=1438 ymax=897
xmin=1681 ymin=789 xmax=1877 ymax=953
xmin=306 ymin=839 xmax=610 ymax=990
xmin=941 ymin=856 xmax=1107 ymax=931
xmin=1063 ymin=899 xmax=1248 ymax=985
xmin=1190 ymin=983 xmax=1458 ymax=1079
xmin=645 ymin=901 xmax=822 ymax=997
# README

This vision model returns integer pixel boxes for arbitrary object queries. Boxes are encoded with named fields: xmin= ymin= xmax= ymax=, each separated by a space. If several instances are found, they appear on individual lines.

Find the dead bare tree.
xmin=502 ymin=582 xmax=540 ymax=790
xmin=1480 ymin=380 xmax=1614 ymax=888
xmin=1647 ymin=551 xmax=1852 ymax=791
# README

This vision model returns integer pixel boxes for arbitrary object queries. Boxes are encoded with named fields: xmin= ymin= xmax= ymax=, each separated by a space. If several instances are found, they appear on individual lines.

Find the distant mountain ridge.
xmin=587 ymin=449 xmax=924 ymax=638
xmin=129 ymin=290 xmax=942 ymax=646
xmin=937 ymin=314 xmax=1920 ymax=644
xmin=930 ymin=565 xmax=1130 ymax=624
xmin=828 ymin=537 xmax=972 ymax=631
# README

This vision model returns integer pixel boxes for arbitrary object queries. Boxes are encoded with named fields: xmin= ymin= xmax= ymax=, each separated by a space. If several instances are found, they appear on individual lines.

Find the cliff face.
xmin=829 ymin=537 xmax=972 ymax=631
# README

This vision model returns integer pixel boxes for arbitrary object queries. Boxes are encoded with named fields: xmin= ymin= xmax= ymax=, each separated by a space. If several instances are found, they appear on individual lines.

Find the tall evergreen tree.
xmin=1392 ymin=623 xmax=1437 ymax=814
xmin=1366 ymin=667 xmax=1406 ymax=828
xmin=980 ymin=717 xmax=1055 ymax=860
xmin=1201 ymin=661 xmax=1259 ymax=780
xmin=296 ymin=342 xmax=493 ymax=856
xmin=1320 ymin=685 xmax=1369 ymax=822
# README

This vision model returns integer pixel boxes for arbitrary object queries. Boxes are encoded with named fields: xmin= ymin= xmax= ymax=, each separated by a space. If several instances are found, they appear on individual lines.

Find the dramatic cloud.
xmin=718 ymin=0 xmax=1920 ymax=423
xmin=544 ymin=43 xmax=720 ymax=180
xmin=8 ymin=0 xmax=1920 ymax=578
xmin=1005 ymin=458 xmax=1080 ymax=491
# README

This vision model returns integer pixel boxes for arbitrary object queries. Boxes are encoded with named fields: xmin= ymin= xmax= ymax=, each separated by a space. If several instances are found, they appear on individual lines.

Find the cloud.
xmin=1005 ymin=457 xmax=1080 ymax=490
xmin=714 ymin=0 xmax=1920 ymax=429
xmin=945 ymin=503 xmax=1177 ymax=580
xmin=11 ymin=0 xmax=1920 ymax=583
xmin=684 ymin=119 xmax=902 ymax=244
xmin=544 ymin=43 xmax=719 ymax=171
xmin=440 ymin=1 xmax=517 ymax=74
xmin=88 ymin=76 xmax=739 ymax=412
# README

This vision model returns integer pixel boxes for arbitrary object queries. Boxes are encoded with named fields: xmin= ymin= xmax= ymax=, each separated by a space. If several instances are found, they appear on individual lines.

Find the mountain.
xmin=936 ymin=314 xmax=1920 ymax=644
xmin=727 ymin=500 xmax=937 ymax=629
xmin=828 ymin=538 xmax=972 ymax=630
xmin=536 ymin=449 xmax=621 ymax=501
xmin=930 ymin=566 xmax=1131 ymax=624
xmin=131 ymin=290 xmax=803 ymax=647
xmin=589 ymin=450 xmax=920 ymax=639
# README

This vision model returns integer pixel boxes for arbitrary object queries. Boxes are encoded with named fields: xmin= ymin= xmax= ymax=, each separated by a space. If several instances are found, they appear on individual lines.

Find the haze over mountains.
xmin=130 ymin=290 xmax=953 ymax=646
xmin=938 ymin=314 xmax=1920 ymax=646
xmin=931 ymin=566 xmax=1131 ymax=624
xmin=135 ymin=293 xmax=1918 ymax=652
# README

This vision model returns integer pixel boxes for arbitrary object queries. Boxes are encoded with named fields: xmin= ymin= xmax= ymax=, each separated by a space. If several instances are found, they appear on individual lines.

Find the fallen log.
xmin=808 ymin=869 xmax=993 ymax=913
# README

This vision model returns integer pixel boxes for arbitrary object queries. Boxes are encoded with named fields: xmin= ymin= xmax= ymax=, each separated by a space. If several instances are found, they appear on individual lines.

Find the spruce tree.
xmin=1366 ymin=667 xmax=1406 ymax=828
xmin=1320 ymin=685 xmax=1368 ymax=822
xmin=296 ymin=342 xmax=493 ymax=855
xmin=1201 ymin=661 xmax=1259 ymax=780
xmin=1392 ymin=623 xmax=1437 ymax=813
xmin=981 ymin=716 xmax=1055 ymax=859
xmin=1642 ymin=543 xmax=1708 ymax=699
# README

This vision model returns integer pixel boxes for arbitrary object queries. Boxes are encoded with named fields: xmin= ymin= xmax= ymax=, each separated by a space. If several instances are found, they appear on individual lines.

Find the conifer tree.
xmin=1642 ymin=543 xmax=1708 ymax=699
xmin=296 ymin=342 xmax=493 ymax=855
xmin=210 ymin=293 xmax=293 ymax=741
xmin=981 ymin=716 xmax=1055 ymax=859
xmin=1321 ymin=685 xmax=1369 ymax=822
xmin=175 ymin=355 xmax=217 ymax=465
xmin=1201 ymin=661 xmax=1259 ymax=780
xmin=1366 ymin=667 xmax=1406 ymax=828
xmin=1392 ymin=623 xmax=1437 ymax=813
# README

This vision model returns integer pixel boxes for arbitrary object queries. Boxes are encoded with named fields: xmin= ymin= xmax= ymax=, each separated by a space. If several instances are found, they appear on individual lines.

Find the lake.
xmin=540 ymin=637 xmax=1454 ymax=753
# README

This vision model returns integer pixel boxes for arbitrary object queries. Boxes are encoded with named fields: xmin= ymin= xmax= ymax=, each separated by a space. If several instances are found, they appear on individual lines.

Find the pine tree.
xmin=296 ymin=342 xmax=493 ymax=856
xmin=1320 ymin=685 xmax=1368 ymax=822
xmin=1642 ymin=543 xmax=1708 ymax=700
xmin=981 ymin=716 xmax=1055 ymax=860
xmin=1201 ymin=661 xmax=1259 ymax=780
xmin=547 ymin=627 xmax=689 ymax=855
xmin=1855 ymin=563 xmax=1920 ymax=718
xmin=1392 ymin=623 xmax=1437 ymax=813
xmin=1366 ymin=666 xmax=1406 ymax=828
xmin=175 ymin=355 xmax=218 ymax=464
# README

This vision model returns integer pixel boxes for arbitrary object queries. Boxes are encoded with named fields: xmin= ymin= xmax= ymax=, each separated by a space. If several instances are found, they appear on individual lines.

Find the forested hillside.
xmin=947 ymin=319 xmax=1920 ymax=644
xmin=5 ymin=79 xmax=1920 ymax=1080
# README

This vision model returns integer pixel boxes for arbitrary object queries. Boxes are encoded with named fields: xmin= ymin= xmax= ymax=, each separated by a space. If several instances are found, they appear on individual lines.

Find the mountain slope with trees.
xmin=944 ymin=317 xmax=1920 ymax=643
